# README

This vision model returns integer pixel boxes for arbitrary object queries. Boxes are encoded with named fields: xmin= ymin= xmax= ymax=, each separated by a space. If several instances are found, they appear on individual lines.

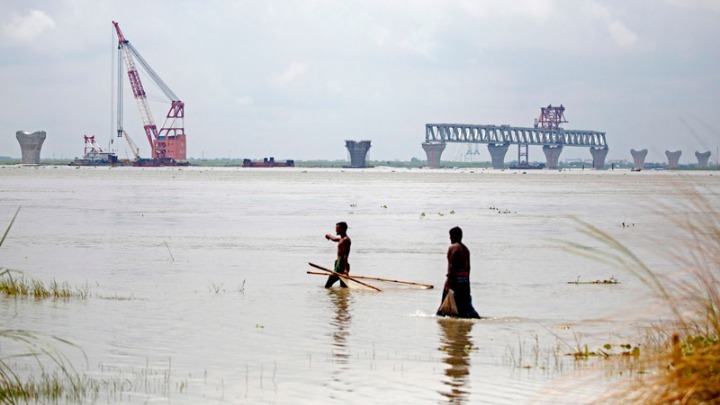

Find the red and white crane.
xmin=113 ymin=21 xmax=187 ymax=163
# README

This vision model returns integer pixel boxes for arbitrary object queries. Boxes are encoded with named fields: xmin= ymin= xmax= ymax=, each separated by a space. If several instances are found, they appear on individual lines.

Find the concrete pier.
xmin=487 ymin=143 xmax=509 ymax=169
xmin=630 ymin=149 xmax=647 ymax=170
xmin=345 ymin=140 xmax=372 ymax=168
xmin=422 ymin=142 xmax=446 ymax=168
xmin=695 ymin=151 xmax=711 ymax=169
xmin=590 ymin=146 xmax=609 ymax=169
xmin=665 ymin=150 xmax=682 ymax=169
xmin=542 ymin=145 xmax=563 ymax=169
xmin=16 ymin=130 xmax=46 ymax=165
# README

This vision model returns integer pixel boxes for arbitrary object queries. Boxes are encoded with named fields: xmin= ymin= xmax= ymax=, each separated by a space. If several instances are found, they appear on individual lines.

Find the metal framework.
xmin=425 ymin=124 xmax=607 ymax=147
xmin=534 ymin=104 xmax=567 ymax=129
xmin=113 ymin=21 xmax=186 ymax=161
xmin=83 ymin=135 xmax=104 ymax=154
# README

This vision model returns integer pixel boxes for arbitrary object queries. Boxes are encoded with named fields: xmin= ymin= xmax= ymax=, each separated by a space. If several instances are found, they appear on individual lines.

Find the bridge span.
xmin=422 ymin=123 xmax=609 ymax=169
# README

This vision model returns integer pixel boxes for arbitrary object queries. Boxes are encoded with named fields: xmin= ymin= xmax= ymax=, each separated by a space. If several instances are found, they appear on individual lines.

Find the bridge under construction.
xmin=422 ymin=105 xmax=608 ymax=169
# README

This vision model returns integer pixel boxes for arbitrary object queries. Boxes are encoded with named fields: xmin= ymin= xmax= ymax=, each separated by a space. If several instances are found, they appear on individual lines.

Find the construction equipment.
xmin=120 ymin=129 xmax=140 ymax=161
xmin=113 ymin=21 xmax=188 ymax=165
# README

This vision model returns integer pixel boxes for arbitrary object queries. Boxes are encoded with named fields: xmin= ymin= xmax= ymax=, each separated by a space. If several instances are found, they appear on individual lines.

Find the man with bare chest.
xmin=325 ymin=222 xmax=351 ymax=288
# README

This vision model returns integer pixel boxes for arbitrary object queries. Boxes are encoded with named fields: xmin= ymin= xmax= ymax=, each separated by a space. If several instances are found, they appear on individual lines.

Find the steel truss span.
xmin=425 ymin=124 xmax=607 ymax=147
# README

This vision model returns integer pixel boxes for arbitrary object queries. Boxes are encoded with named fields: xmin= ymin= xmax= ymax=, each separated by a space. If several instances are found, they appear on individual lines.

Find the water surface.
xmin=0 ymin=166 xmax=716 ymax=404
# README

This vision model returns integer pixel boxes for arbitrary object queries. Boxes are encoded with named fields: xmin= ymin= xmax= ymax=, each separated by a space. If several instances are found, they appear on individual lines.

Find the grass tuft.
xmin=571 ymin=184 xmax=720 ymax=404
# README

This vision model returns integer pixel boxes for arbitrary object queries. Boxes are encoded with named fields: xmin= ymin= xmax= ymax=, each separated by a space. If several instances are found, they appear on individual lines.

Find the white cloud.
xmin=274 ymin=61 xmax=308 ymax=86
xmin=590 ymin=2 xmax=638 ymax=47
xmin=3 ymin=9 xmax=56 ymax=43
xmin=606 ymin=19 xmax=639 ymax=47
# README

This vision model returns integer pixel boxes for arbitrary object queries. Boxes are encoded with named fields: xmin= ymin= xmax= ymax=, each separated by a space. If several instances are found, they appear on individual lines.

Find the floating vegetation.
xmin=440 ymin=344 xmax=477 ymax=354
xmin=567 ymin=275 xmax=619 ymax=285
xmin=420 ymin=210 xmax=455 ymax=218
xmin=489 ymin=205 xmax=513 ymax=214
xmin=567 ymin=343 xmax=640 ymax=360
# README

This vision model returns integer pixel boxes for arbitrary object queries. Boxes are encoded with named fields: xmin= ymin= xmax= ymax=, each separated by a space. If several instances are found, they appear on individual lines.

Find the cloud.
xmin=590 ymin=3 xmax=638 ymax=47
xmin=274 ymin=61 xmax=308 ymax=86
xmin=3 ymin=9 xmax=56 ymax=43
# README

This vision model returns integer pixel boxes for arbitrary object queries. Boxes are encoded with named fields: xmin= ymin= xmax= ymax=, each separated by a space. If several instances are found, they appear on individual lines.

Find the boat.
xmin=243 ymin=157 xmax=294 ymax=167
xmin=509 ymin=162 xmax=545 ymax=170
xmin=69 ymin=151 xmax=121 ymax=166
xmin=133 ymin=157 xmax=190 ymax=167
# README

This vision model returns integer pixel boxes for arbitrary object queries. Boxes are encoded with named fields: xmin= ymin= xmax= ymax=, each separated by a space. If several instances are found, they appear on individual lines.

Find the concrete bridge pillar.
xmin=345 ymin=140 xmax=372 ymax=168
xmin=487 ymin=143 xmax=509 ymax=169
xmin=16 ymin=130 xmax=46 ymax=165
xmin=542 ymin=145 xmax=563 ymax=169
xmin=665 ymin=150 xmax=682 ymax=169
xmin=630 ymin=149 xmax=647 ymax=170
xmin=695 ymin=151 xmax=711 ymax=169
xmin=590 ymin=146 xmax=609 ymax=169
xmin=422 ymin=142 xmax=446 ymax=168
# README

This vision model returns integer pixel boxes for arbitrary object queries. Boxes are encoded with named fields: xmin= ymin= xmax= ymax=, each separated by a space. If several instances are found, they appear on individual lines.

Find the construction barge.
xmin=243 ymin=157 xmax=294 ymax=168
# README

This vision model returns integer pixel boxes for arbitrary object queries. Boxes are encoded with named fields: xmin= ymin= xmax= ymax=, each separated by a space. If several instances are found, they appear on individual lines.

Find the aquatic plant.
xmin=0 ymin=270 xmax=77 ymax=300
xmin=0 ymin=329 xmax=85 ymax=403
xmin=570 ymin=185 xmax=720 ymax=404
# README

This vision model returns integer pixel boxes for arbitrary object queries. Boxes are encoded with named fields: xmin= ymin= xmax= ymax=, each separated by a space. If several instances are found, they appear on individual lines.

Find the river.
xmin=0 ymin=165 xmax=716 ymax=404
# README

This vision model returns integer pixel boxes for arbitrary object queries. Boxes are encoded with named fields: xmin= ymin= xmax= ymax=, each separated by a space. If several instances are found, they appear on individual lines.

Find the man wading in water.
xmin=325 ymin=222 xmax=351 ymax=288
xmin=437 ymin=226 xmax=480 ymax=318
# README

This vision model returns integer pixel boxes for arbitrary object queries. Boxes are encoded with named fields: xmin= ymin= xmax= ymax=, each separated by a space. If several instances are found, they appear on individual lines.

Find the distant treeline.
xmin=0 ymin=157 xmax=716 ymax=170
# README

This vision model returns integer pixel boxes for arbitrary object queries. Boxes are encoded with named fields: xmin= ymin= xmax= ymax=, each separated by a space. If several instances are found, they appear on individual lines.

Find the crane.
xmin=113 ymin=21 xmax=187 ymax=164
xmin=120 ymin=129 xmax=140 ymax=161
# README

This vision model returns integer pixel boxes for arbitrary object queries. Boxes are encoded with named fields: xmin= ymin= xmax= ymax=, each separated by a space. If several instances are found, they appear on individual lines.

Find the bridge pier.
xmin=422 ymin=142 xmax=445 ymax=168
xmin=665 ymin=150 xmax=682 ymax=169
xmin=590 ymin=146 xmax=609 ymax=169
xmin=16 ymin=130 xmax=46 ymax=165
xmin=631 ymin=149 xmax=647 ymax=170
xmin=695 ymin=151 xmax=711 ymax=169
xmin=542 ymin=145 xmax=563 ymax=169
xmin=345 ymin=140 xmax=372 ymax=168
xmin=487 ymin=143 xmax=509 ymax=169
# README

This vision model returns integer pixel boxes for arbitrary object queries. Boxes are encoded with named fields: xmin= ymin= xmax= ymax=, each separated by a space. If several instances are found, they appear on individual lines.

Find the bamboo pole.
xmin=307 ymin=271 xmax=433 ymax=289
xmin=307 ymin=262 xmax=382 ymax=292
xmin=0 ymin=207 xmax=20 ymax=248
xmin=346 ymin=275 xmax=433 ymax=289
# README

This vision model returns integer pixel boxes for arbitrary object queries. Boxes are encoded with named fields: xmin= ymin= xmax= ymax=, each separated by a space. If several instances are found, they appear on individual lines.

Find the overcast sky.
xmin=1 ymin=1 xmax=718 ymax=163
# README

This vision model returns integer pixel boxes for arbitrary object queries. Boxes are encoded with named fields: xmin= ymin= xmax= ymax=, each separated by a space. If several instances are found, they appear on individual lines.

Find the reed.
xmin=569 ymin=185 xmax=720 ymax=404
xmin=0 ymin=271 xmax=76 ymax=300
xmin=0 ymin=329 xmax=85 ymax=403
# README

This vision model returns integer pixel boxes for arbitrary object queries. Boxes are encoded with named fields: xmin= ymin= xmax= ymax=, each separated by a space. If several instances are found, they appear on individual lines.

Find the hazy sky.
xmin=1 ymin=1 xmax=718 ymax=163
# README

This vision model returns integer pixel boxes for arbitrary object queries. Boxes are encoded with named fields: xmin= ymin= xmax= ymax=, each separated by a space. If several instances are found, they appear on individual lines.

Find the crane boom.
xmin=112 ymin=21 xmax=187 ymax=162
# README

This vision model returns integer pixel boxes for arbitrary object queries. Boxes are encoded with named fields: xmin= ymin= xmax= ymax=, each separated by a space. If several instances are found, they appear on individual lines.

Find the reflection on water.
xmin=325 ymin=289 xmax=353 ymax=400
xmin=438 ymin=318 xmax=474 ymax=404
xmin=328 ymin=289 xmax=352 ymax=364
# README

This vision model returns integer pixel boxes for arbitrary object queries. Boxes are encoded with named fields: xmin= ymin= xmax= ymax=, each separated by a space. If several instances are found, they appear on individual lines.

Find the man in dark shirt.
xmin=437 ymin=226 xmax=480 ymax=318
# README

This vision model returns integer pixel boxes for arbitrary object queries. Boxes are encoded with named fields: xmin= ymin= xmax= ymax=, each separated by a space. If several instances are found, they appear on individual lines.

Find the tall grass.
xmin=0 ymin=329 xmax=85 ymax=403
xmin=570 ymin=186 xmax=720 ymax=404
xmin=0 ymin=270 xmax=75 ymax=299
